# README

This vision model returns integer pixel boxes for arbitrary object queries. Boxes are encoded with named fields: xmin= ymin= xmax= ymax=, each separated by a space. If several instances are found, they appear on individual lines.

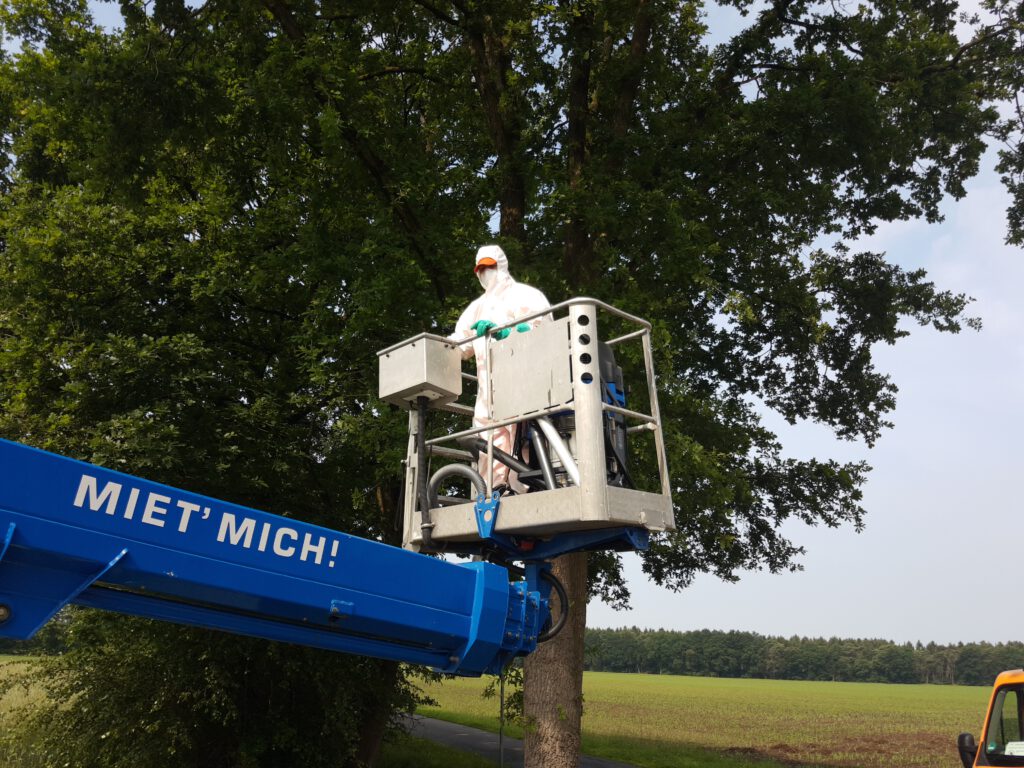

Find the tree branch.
xmin=464 ymin=12 xmax=527 ymax=240
xmin=748 ymin=62 xmax=812 ymax=74
xmin=919 ymin=22 xmax=1015 ymax=76
xmin=358 ymin=66 xmax=437 ymax=83
xmin=611 ymin=0 xmax=652 ymax=141
xmin=259 ymin=0 xmax=448 ymax=304
xmin=563 ymin=0 xmax=596 ymax=287
xmin=777 ymin=14 xmax=864 ymax=58
xmin=410 ymin=0 xmax=460 ymax=28
xmin=262 ymin=0 xmax=306 ymax=43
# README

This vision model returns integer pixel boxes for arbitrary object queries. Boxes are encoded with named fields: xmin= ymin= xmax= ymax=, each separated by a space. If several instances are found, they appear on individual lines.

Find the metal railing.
xmin=422 ymin=298 xmax=668 ymax=500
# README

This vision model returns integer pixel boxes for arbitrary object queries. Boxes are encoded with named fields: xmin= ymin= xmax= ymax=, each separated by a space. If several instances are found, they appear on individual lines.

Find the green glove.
xmin=471 ymin=319 xmax=497 ymax=337
xmin=493 ymin=327 xmax=510 ymax=340
xmin=515 ymin=322 xmax=531 ymax=333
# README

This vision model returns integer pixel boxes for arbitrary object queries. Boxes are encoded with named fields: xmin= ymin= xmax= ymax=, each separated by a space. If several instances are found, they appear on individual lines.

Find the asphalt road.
xmin=403 ymin=714 xmax=637 ymax=768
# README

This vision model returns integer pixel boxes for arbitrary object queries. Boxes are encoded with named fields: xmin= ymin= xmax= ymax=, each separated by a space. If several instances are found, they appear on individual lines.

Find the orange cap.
xmin=474 ymin=257 xmax=498 ymax=273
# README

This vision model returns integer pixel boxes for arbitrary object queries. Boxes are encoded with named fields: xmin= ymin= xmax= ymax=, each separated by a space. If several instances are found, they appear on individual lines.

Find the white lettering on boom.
xmin=73 ymin=475 xmax=122 ymax=515
xmin=217 ymin=512 xmax=256 ymax=548
xmin=274 ymin=527 xmax=298 ymax=557
xmin=176 ymin=500 xmax=200 ymax=533
xmin=300 ymin=533 xmax=326 ymax=565
xmin=70 ymin=475 xmax=339 ymax=570
xmin=257 ymin=522 xmax=272 ymax=552
xmin=142 ymin=493 xmax=170 ymax=528
xmin=124 ymin=487 xmax=140 ymax=520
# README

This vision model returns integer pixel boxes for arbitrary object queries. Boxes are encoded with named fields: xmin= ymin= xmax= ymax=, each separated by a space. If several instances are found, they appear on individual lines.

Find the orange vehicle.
xmin=959 ymin=670 xmax=1024 ymax=767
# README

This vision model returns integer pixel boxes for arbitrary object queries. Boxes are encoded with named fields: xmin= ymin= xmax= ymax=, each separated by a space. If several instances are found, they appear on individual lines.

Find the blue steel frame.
xmin=0 ymin=439 xmax=545 ymax=676
xmin=472 ymin=491 xmax=650 ymax=562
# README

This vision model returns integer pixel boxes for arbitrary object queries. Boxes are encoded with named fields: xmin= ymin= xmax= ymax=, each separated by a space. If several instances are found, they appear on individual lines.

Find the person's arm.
xmin=511 ymin=286 xmax=552 ymax=330
xmin=450 ymin=304 xmax=479 ymax=360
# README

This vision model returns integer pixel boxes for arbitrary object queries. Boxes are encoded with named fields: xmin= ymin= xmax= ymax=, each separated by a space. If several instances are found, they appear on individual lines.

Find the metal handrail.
xmin=602 ymin=402 xmax=657 ymax=425
xmin=419 ymin=299 xmax=662 ymax=446
xmin=606 ymin=328 xmax=648 ymax=347
xmin=468 ymin=297 xmax=652 ymax=338
xmin=379 ymin=297 xmax=651 ymax=358
xmin=435 ymin=401 xmax=474 ymax=417
xmin=428 ymin=445 xmax=476 ymax=461
xmin=424 ymin=405 xmax=571 ymax=447
xmin=426 ymin=400 xmax=660 ymax=451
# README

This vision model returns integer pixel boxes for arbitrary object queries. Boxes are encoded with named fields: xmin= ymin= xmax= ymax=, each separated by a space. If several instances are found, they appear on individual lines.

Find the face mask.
xmin=477 ymin=268 xmax=497 ymax=290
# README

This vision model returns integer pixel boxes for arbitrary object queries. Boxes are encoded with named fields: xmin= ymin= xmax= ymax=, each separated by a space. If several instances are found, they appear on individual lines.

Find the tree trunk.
xmin=351 ymin=659 xmax=400 ymax=767
xmin=562 ymin=1 xmax=595 ymax=289
xmin=465 ymin=17 xmax=527 ymax=242
xmin=349 ymin=486 xmax=406 ymax=767
xmin=523 ymin=8 xmax=595 ymax=765
xmin=522 ymin=551 xmax=589 ymax=768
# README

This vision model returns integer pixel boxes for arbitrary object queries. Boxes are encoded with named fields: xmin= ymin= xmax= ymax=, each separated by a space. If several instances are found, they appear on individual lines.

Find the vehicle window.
xmin=986 ymin=686 xmax=1024 ymax=765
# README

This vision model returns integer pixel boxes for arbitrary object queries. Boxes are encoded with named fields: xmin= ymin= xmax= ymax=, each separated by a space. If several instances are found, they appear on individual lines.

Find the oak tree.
xmin=1 ymin=0 xmax=1021 ymax=766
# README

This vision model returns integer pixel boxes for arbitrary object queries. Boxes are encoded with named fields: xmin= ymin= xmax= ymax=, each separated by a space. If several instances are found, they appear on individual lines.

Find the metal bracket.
xmin=470 ymin=488 xmax=650 ymax=609
xmin=474 ymin=491 xmax=502 ymax=540
xmin=329 ymin=600 xmax=355 ymax=623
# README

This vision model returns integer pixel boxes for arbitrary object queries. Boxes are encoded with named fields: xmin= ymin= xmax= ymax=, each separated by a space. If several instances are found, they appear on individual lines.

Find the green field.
xmin=419 ymin=671 xmax=993 ymax=768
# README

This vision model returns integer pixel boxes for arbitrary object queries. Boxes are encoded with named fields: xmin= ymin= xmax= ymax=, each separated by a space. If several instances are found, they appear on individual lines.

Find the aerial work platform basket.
xmin=378 ymin=298 xmax=675 ymax=555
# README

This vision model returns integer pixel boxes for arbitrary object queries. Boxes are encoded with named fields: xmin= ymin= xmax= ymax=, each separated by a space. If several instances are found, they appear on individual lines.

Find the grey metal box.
xmin=490 ymin=317 xmax=573 ymax=421
xmin=378 ymin=334 xmax=462 ymax=409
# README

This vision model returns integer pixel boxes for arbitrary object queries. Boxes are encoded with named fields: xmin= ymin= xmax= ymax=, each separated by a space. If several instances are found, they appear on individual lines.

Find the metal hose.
xmin=528 ymin=422 xmax=557 ymax=491
xmin=536 ymin=569 xmax=569 ymax=643
xmin=457 ymin=436 xmax=533 ymax=476
xmin=534 ymin=416 xmax=580 ymax=486
xmin=416 ymin=396 xmax=434 ymax=550
xmin=427 ymin=463 xmax=487 ymax=510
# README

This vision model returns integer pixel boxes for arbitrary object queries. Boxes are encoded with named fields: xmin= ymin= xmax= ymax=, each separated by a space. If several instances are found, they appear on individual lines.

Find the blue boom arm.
xmin=0 ymin=439 xmax=545 ymax=676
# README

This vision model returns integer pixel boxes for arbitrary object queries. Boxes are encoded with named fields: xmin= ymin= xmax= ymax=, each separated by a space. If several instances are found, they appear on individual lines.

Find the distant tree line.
xmin=7 ymin=621 xmax=1018 ymax=687
xmin=585 ymin=628 xmax=1024 ymax=686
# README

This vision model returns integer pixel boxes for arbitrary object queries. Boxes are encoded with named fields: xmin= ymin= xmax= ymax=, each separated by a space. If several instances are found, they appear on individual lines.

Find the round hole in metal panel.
xmin=580 ymin=353 xmax=592 ymax=365
xmin=579 ymin=333 xmax=591 ymax=345
xmin=577 ymin=314 xmax=590 ymax=326
xmin=580 ymin=372 xmax=593 ymax=384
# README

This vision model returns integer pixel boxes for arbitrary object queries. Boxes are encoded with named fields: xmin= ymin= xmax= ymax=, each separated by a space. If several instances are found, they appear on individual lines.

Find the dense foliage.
xmin=586 ymin=628 xmax=1024 ymax=686
xmin=0 ymin=620 xmax=65 ymax=656
xmin=0 ymin=1 xmax=439 ymax=765
xmin=2 ymin=615 xmax=417 ymax=768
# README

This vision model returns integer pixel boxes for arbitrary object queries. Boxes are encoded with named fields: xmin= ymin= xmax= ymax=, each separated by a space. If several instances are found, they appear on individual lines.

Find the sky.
xmin=586 ymin=0 xmax=1024 ymax=646
xmin=589 ymin=152 xmax=1024 ymax=645
xmin=33 ymin=0 xmax=1024 ymax=646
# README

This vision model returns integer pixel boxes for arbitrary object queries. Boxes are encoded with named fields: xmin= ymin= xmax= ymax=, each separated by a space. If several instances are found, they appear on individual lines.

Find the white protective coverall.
xmin=450 ymin=245 xmax=551 ymax=492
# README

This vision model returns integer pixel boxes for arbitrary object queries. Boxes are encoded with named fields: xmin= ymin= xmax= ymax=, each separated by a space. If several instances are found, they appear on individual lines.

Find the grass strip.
xmin=416 ymin=706 xmax=805 ymax=768
xmin=379 ymin=735 xmax=495 ymax=767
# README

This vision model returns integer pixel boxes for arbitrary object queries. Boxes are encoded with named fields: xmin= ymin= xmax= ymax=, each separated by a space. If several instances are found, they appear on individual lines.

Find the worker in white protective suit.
xmin=450 ymin=245 xmax=551 ymax=493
